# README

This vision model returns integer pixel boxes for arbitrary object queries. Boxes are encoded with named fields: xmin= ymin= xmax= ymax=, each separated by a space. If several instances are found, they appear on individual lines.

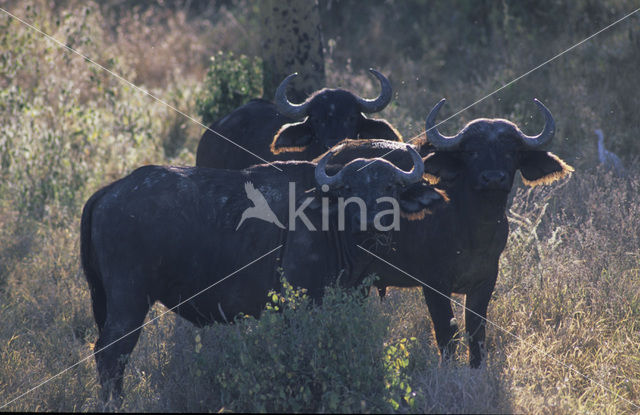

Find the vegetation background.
xmin=0 ymin=0 xmax=639 ymax=412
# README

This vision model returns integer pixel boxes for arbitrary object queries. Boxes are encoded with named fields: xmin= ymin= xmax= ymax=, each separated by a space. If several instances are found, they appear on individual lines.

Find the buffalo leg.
xmin=94 ymin=290 xmax=150 ymax=405
xmin=464 ymin=277 xmax=497 ymax=368
xmin=422 ymin=286 xmax=458 ymax=360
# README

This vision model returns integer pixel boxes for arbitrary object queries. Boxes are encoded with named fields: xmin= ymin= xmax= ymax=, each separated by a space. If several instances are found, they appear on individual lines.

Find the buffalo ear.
xmin=519 ymin=151 xmax=574 ymax=187
xmin=270 ymin=119 xmax=314 ymax=154
xmin=399 ymin=181 xmax=448 ymax=221
xmin=423 ymin=152 xmax=460 ymax=185
xmin=357 ymin=116 xmax=403 ymax=142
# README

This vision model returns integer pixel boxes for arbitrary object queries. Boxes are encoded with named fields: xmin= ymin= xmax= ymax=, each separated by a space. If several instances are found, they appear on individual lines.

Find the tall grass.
xmin=0 ymin=0 xmax=638 ymax=412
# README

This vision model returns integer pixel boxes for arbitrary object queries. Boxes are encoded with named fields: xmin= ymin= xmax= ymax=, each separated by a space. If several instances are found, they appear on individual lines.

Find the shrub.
xmin=156 ymin=277 xmax=419 ymax=413
xmin=195 ymin=51 xmax=263 ymax=126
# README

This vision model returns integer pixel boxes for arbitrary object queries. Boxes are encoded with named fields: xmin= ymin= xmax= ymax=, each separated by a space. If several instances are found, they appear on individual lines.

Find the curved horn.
xmin=425 ymin=99 xmax=463 ymax=150
xmin=315 ymin=151 xmax=343 ymax=188
xmin=396 ymin=145 xmax=425 ymax=184
xmin=517 ymin=99 xmax=556 ymax=149
xmin=356 ymin=69 xmax=392 ymax=113
xmin=274 ymin=73 xmax=310 ymax=120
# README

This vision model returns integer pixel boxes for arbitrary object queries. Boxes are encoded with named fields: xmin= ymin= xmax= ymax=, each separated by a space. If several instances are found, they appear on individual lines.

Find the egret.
xmin=595 ymin=129 xmax=625 ymax=177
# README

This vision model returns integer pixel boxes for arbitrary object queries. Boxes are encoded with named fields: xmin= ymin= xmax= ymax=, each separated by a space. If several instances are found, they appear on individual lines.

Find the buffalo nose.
xmin=479 ymin=170 xmax=508 ymax=188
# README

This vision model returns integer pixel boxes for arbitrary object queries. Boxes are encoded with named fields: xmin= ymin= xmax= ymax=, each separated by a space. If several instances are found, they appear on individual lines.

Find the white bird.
xmin=236 ymin=182 xmax=285 ymax=230
xmin=595 ymin=129 xmax=625 ymax=177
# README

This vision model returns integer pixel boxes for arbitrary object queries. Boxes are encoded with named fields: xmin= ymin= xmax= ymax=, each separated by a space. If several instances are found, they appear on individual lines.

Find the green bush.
xmin=195 ymin=51 xmax=263 ymax=126
xmin=160 ymin=278 xmax=418 ymax=413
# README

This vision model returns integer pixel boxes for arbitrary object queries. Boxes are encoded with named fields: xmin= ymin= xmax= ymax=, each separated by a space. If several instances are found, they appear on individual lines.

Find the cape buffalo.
xmin=195 ymin=69 xmax=402 ymax=169
xmin=315 ymin=99 xmax=574 ymax=367
xmin=80 ymin=145 xmax=443 ymax=403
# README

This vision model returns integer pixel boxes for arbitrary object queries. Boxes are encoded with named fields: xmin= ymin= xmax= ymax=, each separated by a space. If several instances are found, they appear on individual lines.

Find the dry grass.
xmin=0 ymin=0 xmax=638 ymax=412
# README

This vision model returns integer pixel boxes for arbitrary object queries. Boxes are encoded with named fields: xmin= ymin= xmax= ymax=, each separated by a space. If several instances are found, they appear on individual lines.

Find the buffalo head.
xmin=270 ymin=69 xmax=402 ymax=155
xmin=313 ymin=144 xmax=438 ymax=230
xmin=423 ymin=99 xmax=573 ymax=195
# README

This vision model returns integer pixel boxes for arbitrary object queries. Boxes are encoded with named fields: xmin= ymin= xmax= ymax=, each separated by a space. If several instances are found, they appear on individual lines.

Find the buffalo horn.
xmin=315 ymin=150 xmax=343 ymax=188
xmin=395 ymin=145 xmax=425 ymax=184
xmin=425 ymin=99 xmax=463 ymax=150
xmin=274 ymin=73 xmax=310 ymax=120
xmin=355 ymin=69 xmax=393 ymax=113
xmin=517 ymin=99 xmax=555 ymax=149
